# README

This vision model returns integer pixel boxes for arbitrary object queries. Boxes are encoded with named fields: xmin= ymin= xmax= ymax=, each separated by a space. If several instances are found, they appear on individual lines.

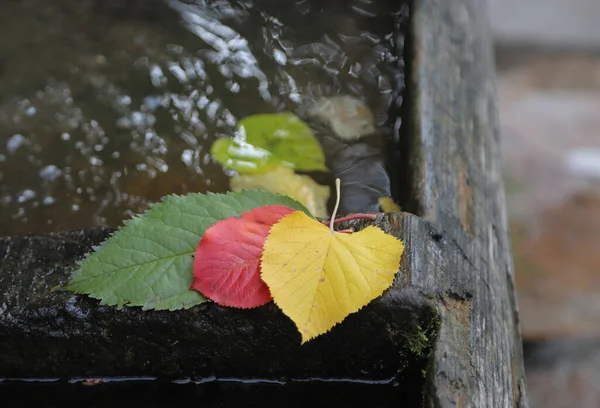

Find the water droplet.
xmin=273 ymin=49 xmax=287 ymax=65
xmin=43 ymin=197 xmax=56 ymax=206
xmin=39 ymin=165 xmax=62 ymax=182
xmin=118 ymin=95 xmax=132 ymax=106
xmin=89 ymin=157 xmax=103 ymax=166
xmin=143 ymin=95 xmax=164 ymax=111
xmin=181 ymin=149 xmax=194 ymax=166
xmin=6 ymin=134 xmax=26 ymax=154
xmin=17 ymin=189 xmax=36 ymax=203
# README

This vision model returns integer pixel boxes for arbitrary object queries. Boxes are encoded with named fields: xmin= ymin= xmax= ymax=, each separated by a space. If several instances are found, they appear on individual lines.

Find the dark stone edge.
xmin=0 ymin=215 xmax=438 ymax=382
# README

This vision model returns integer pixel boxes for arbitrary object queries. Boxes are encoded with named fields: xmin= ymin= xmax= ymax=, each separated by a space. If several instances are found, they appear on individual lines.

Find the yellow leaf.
xmin=308 ymin=96 xmax=375 ymax=141
xmin=261 ymin=211 xmax=404 ymax=343
xmin=230 ymin=166 xmax=330 ymax=219
xmin=378 ymin=196 xmax=401 ymax=213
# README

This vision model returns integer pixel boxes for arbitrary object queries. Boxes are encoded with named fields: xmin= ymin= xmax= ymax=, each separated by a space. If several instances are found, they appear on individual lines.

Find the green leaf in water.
xmin=211 ymin=138 xmax=279 ymax=174
xmin=211 ymin=112 xmax=328 ymax=173
xmin=67 ymin=190 xmax=312 ymax=311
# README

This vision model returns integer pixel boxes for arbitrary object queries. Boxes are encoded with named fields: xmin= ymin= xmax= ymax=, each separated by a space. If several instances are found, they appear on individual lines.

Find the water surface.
xmin=0 ymin=0 xmax=406 ymax=234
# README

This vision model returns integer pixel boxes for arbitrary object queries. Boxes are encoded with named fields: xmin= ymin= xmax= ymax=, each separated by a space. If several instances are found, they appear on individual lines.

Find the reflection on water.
xmin=0 ymin=0 xmax=407 ymax=234
xmin=1 ymin=374 xmax=423 ymax=407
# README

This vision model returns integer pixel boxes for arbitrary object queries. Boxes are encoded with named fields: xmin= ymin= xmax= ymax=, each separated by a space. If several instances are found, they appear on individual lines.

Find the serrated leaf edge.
xmin=67 ymin=190 xmax=312 ymax=311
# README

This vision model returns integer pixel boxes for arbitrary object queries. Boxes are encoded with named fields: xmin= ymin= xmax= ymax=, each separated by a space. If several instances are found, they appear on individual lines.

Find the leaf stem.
xmin=330 ymin=178 xmax=341 ymax=232
xmin=324 ymin=179 xmax=377 ymax=228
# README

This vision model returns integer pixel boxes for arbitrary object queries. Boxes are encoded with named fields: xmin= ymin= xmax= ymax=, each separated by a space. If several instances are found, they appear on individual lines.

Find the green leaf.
xmin=67 ymin=190 xmax=312 ymax=311
xmin=210 ymin=138 xmax=280 ymax=174
xmin=211 ymin=112 xmax=328 ymax=173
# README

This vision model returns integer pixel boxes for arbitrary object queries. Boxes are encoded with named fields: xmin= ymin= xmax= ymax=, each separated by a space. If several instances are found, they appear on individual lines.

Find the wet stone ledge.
xmin=0 ymin=216 xmax=437 ymax=383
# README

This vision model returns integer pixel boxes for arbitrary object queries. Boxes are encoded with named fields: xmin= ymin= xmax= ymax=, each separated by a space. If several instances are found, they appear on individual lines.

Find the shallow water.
xmin=1 ymin=375 xmax=424 ymax=407
xmin=0 ymin=0 xmax=406 ymax=234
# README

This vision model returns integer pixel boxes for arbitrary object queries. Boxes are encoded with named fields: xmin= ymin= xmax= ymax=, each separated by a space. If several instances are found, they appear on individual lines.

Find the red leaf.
xmin=191 ymin=205 xmax=297 ymax=308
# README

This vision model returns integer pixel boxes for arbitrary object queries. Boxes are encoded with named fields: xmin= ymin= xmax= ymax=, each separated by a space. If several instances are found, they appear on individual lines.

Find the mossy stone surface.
xmin=0 ymin=220 xmax=436 ymax=381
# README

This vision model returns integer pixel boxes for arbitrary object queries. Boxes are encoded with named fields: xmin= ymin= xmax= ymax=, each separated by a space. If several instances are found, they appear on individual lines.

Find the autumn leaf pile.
xmin=67 ymin=187 xmax=404 ymax=343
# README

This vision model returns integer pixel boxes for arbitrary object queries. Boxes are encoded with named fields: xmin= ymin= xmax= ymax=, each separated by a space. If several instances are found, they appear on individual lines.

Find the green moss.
xmin=407 ymin=324 xmax=430 ymax=356
xmin=405 ymin=307 xmax=441 ymax=359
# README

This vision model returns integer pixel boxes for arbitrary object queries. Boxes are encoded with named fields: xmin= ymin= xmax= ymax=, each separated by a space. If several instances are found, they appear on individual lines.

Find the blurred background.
xmin=490 ymin=0 xmax=600 ymax=406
